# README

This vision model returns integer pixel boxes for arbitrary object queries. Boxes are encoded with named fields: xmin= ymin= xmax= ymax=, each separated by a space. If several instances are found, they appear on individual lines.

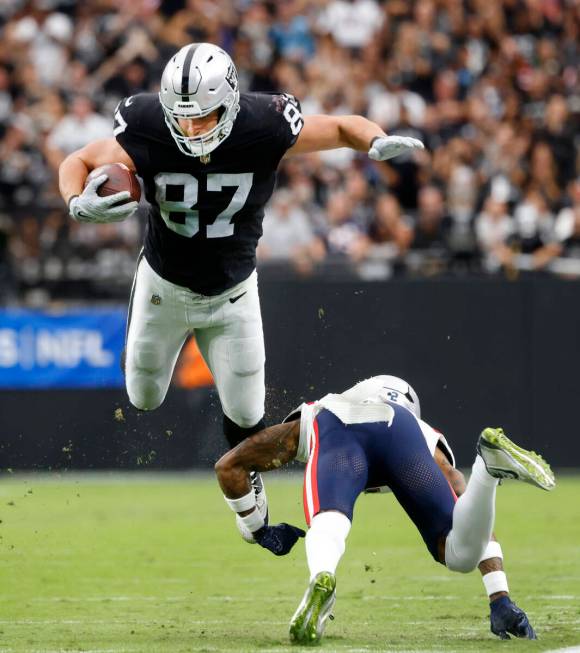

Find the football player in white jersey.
xmin=58 ymin=43 xmax=424 ymax=522
xmin=215 ymin=375 xmax=555 ymax=645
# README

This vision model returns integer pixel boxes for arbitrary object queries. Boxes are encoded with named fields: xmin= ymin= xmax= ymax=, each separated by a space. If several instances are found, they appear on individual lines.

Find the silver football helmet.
xmin=159 ymin=43 xmax=240 ymax=158
xmin=342 ymin=375 xmax=421 ymax=419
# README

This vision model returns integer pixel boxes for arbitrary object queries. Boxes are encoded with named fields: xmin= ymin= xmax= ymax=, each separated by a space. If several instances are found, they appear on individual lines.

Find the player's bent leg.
xmin=372 ymin=407 xmax=456 ymax=564
xmin=290 ymin=513 xmax=349 ymax=645
xmin=446 ymin=427 xmax=555 ymax=573
xmin=127 ymin=341 xmax=166 ymax=410
xmin=292 ymin=411 xmax=367 ymax=645
xmin=444 ymin=454 xmax=498 ymax=573
xmin=305 ymin=511 xmax=351 ymax=581
xmin=125 ymin=257 xmax=189 ymax=411
xmin=222 ymin=415 xmax=269 ymax=544
xmin=196 ymin=273 xmax=268 ymax=541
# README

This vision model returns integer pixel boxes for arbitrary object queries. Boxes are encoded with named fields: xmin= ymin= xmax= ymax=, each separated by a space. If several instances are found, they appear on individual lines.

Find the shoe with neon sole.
xmin=477 ymin=427 xmax=555 ymax=491
xmin=289 ymin=571 xmax=336 ymax=645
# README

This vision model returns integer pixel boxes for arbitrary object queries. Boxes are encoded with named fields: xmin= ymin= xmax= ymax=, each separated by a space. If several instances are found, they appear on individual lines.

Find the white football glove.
xmin=368 ymin=135 xmax=425 ymax=161
xmin=69 ymin=174 xmax=138 ymax=224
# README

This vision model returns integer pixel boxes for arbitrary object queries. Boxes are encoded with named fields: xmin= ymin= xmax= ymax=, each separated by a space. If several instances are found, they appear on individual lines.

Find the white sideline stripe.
xmin=543 ymin=647 xmax=580 ymax=653
xmin=362 ymin=595 xmax=457 ymax=601
xmin=0 ymin=618 xmax=288 ymax=626
xmin=0 ymin=649 xmax=137 ymax=653
xmin=2 ymin=595 xmax=298 ymax=605
xmin=538 ymin=595 xmax=579 ymax=599
xmin=28 ymin=595 xmax=188 ymax=602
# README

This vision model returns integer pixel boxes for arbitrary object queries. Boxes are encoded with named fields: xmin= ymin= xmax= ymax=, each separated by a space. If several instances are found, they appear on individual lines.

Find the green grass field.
xmin=0 ymin=472 xmax=579 ymax=653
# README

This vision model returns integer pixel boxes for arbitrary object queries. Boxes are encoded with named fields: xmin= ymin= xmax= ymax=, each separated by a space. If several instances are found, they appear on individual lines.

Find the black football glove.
xmin=253 ymin=523 xmax=305 ymax=556
xmin=490 ymin=595 xmax=537 ymax=639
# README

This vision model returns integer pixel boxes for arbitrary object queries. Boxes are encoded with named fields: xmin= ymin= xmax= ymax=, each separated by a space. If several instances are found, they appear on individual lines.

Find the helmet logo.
xmin=225 ymin=63 xmax=237 ymax=91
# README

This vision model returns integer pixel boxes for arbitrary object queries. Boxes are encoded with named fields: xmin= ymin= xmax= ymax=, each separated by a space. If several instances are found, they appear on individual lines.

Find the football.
xmin=85 ymin=162 xmax=141 ymax=203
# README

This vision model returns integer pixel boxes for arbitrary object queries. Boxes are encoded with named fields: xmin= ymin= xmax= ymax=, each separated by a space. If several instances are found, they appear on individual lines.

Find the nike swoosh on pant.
xmin=229 ymin=292 xmax=247 ymax=304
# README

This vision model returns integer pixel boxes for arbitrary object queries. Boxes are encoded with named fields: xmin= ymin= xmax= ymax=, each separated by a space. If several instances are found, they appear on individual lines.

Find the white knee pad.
xmin=127 ymin=341 xmax=166 ymax=410
xmin=223 ymin=407 xmax=264 ymax=429
xmin=221 ymin=336 xmax=265 ymax=427
xmin=444 ymin=532 xmax=485 ymax=574
xmin=227 ymin=336 xmax=265 ymax=377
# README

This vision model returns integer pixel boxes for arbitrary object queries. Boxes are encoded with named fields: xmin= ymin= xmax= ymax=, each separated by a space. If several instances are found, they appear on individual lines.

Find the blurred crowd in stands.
xmin=0 ymin=0 xmax=578 ymax=303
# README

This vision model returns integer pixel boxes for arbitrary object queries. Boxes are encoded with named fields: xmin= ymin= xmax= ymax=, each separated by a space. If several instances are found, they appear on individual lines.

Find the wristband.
xmin=483 ymin=570 xmax=509 ymax=596
xmin=67 ymin=195 xmax=79 ymax=209
xmin=236 ymin=507 xmax=265 ymax=534
xmin=224 ymin=489 xmax=256 ymax=513
xmin=479 ymin=540 xmax=503 ymax=563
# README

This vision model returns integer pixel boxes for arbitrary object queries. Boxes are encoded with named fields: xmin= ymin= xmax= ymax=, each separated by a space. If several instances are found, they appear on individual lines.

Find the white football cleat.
xmin=477 ymin=427 xmax=555 ymax=491
xmin=236 ymin=471 xmax=269 ymax=543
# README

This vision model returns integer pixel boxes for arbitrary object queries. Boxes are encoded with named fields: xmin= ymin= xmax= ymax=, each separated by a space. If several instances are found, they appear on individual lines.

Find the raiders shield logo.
xmin=225 ymin=63 xmax=238 ymax=91
xmin=151 ymin=294 xmax=161 ymax=305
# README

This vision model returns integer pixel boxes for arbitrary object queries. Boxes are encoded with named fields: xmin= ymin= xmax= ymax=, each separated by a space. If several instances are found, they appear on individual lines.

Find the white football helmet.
xmin=159 ymin=43 xmax=240 ymax=158
xmin=341 ymin=375 xmax=421 ymax=419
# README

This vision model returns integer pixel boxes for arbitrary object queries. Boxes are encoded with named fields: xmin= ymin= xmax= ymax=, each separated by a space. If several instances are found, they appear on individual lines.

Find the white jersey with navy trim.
xmin=284 ymin=386 xmax=456 ymax=471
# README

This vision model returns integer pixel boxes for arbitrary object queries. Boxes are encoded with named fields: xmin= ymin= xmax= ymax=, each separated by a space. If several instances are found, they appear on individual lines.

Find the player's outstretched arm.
xmin=434 ymin=448 xmax=536 ymax=639
xmin=215 ymin=420 xmax=305 ymax=556
xmin=285 ymin=114 xmax=424 ymax=160
xmin=215 ymin=420 xmax=300 ymax=499
xmin=59 ymin=138 xmax=138 ymax=224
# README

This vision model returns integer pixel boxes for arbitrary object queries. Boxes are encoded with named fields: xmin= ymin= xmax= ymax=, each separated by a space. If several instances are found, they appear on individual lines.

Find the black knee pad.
xmin=223 ymin=414 xmax=266 ymax=448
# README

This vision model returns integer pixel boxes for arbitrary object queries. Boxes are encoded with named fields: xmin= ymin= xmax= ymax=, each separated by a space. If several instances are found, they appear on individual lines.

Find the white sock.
xmin=445 ymin=455 xmax=499 ymax=573
xmin=306 ymin=511 xmax=351 ymax=581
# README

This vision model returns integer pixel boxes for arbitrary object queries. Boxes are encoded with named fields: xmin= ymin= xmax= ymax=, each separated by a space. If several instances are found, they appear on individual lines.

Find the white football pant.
xmin=125 ymin=255 xmax=265 ymax=427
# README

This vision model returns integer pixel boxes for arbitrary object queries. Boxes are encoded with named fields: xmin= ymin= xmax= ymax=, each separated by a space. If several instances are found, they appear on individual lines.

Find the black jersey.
xmin=114 ymin=92 xmax=303 ymax=295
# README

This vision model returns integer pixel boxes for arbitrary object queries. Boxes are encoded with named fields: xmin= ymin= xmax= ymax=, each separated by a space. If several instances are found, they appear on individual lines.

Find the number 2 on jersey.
xmin=154 ymin=172 xmax=254 ymax=238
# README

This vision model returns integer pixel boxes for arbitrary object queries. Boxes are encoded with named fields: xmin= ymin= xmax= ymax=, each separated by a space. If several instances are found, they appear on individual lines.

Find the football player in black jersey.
xmin=58 ymin=43 xmax=424 ymax=535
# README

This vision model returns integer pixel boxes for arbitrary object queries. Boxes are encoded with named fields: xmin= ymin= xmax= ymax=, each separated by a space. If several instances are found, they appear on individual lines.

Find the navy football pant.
xmin=303 ymin=407 xmax=457 ymax=561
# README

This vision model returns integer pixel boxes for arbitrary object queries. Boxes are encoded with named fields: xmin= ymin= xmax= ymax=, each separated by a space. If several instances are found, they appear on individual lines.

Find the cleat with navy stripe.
xmin=289 ymin=571 xmax=336 ymax=646
xmin=477 ymin=428 xmax=555 ymax=491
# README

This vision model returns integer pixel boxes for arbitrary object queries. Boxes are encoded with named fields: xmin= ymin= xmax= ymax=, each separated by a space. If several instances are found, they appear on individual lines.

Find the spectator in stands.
xmin=270 ymin=0 xmax=315 ymax=62
xmin=553 ymin=179 xmax=580 ymax=276
xmin=527 ymin=142 xmax=562 ymax=212
xmin=536 ymin=95 xmax=577 ymax=189
xmin=475 ymin=197 xmax=514 ymax=273
xmin=318 ymin=0 xmax=384 ymax=51
xmin=408 ymin=185 xmax=452 ymax=275
xmin=0 ymin=0 xmax=577 ymax=300
xmin=322 ymin=190 xmax=371 ymax=263
xmin=354 ymin=194 xmax=413 ymax=279
xmin=258 ymin=189 xmax=324 ymax=275
xmin=45 ymin=95 xmax=111 ymax=169
xmin=511 ymin=188 xmax=560 ymax=271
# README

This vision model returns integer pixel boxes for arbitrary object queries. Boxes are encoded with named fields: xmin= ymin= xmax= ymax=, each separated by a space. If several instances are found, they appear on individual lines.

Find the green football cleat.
xmin=289 ymin=571 xmax=336 ymax=646
xmin=477 ymin=427 xmax=555 ymax=491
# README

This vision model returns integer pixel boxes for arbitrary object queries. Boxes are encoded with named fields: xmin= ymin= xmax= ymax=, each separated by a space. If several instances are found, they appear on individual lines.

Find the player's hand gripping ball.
xmin=69 ymin=163 xmax=140 ymax=224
